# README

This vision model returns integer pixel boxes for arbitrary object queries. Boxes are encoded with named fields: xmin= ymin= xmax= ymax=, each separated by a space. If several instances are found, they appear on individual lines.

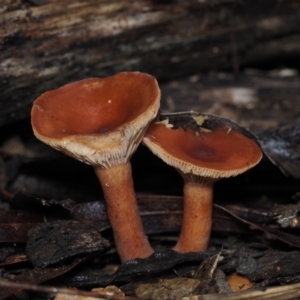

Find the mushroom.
xmin=31 ymin=72 xmax=160 ymax=262
xmin=143 ymin=113 xmax=262 ymax=253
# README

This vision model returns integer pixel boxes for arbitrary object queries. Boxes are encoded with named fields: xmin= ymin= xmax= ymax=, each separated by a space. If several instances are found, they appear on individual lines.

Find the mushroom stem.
xmin=94 ymin=162 xmax=154 ymax=262
xmin=173 ymin=181 xmax=214 ymax=252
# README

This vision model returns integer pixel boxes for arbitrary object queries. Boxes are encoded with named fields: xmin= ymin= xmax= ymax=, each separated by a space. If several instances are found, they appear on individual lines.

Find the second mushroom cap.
xmin=143 ymin=113 xmax=262 ymax=179
xmin=143 ymin=112 xmax=262 ymax=252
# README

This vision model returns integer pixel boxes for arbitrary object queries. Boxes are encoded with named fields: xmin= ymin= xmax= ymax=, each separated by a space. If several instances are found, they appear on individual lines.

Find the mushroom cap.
xmin=31 ymin=72 xmax=160 ymax=168
xmin=143 ymin=119 xmax=262 ymax=179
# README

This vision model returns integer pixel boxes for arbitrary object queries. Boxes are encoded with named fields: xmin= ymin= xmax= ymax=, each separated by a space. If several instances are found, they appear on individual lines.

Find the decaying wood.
xmin=160 ymin=73 xmax=300 ymax=133
xmin=0 ymin=280 xmax=126 ymax=300
xmin=2 ymin=265 xmax=300 ymax=300
xmin=1 ymin=0 xmax=300 ymax=127
xmin=184 ymin=281 xmax=300 ymax=300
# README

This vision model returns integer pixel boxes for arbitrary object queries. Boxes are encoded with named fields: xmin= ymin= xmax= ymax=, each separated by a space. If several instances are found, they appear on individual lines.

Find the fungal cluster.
xmin=31 ymin=72 xmax=262 ymax=262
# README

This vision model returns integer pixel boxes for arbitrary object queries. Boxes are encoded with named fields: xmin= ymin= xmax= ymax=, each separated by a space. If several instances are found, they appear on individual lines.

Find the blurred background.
xmin=1 ymin=0 xmax=300 ymax=203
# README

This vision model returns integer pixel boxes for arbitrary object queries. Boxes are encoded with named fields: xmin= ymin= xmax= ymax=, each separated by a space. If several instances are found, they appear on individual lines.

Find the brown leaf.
xmin=215 ymin=204 xmax=300 ymax=248
xmin=26 ymin=220 xmax=110 ymax=268
xmin=0 ymin=258 xmax=85 ymax=300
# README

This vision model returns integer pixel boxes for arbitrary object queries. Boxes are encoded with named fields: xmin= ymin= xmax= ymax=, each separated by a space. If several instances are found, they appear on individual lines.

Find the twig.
xmin=0 ymin=279 xmax=140 ymax=300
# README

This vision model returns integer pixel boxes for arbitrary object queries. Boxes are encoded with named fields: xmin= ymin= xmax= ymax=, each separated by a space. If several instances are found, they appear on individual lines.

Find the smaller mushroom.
xmin=31 ymin=72 xmax=160 ymax=262
xmin=143 ymin=113 xmax=262 ymax=253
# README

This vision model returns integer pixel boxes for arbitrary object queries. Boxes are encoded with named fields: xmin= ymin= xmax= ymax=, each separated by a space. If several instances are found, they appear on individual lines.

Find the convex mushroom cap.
xmin=143 ymin=114 xmax=262 ymax=181
xmin=32 ymin=72 xmax=160 ymax=168
xmin=143 ymin=112 xmax=262 ymax=252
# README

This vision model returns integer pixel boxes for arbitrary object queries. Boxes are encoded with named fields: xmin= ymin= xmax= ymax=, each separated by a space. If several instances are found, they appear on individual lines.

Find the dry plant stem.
xmin=94 ymin=162 xmax=154 ymax=262
xmin=173 ymin=181 xmax=214 ymax=252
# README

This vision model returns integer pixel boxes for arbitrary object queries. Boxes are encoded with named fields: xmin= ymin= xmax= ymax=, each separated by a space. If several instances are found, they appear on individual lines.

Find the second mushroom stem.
xmin=94 ymin=162 xmax=154 ymax=262
xmin=173 ymin=181 xmax=214 ymax=253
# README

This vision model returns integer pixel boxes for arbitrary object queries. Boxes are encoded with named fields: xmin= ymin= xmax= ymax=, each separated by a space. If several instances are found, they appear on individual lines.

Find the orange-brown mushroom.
xmin=143 ymin=113 xmax=262 ymax=253
xmin=31 ymin=72 xmax=160 ymax=262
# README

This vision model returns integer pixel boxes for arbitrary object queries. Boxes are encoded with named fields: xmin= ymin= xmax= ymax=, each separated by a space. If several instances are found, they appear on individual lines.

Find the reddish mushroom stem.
xmin=173 ymin=181 xmax=214 ymax=253
xmin=94 ymin=162 xmax=154 ymax=262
